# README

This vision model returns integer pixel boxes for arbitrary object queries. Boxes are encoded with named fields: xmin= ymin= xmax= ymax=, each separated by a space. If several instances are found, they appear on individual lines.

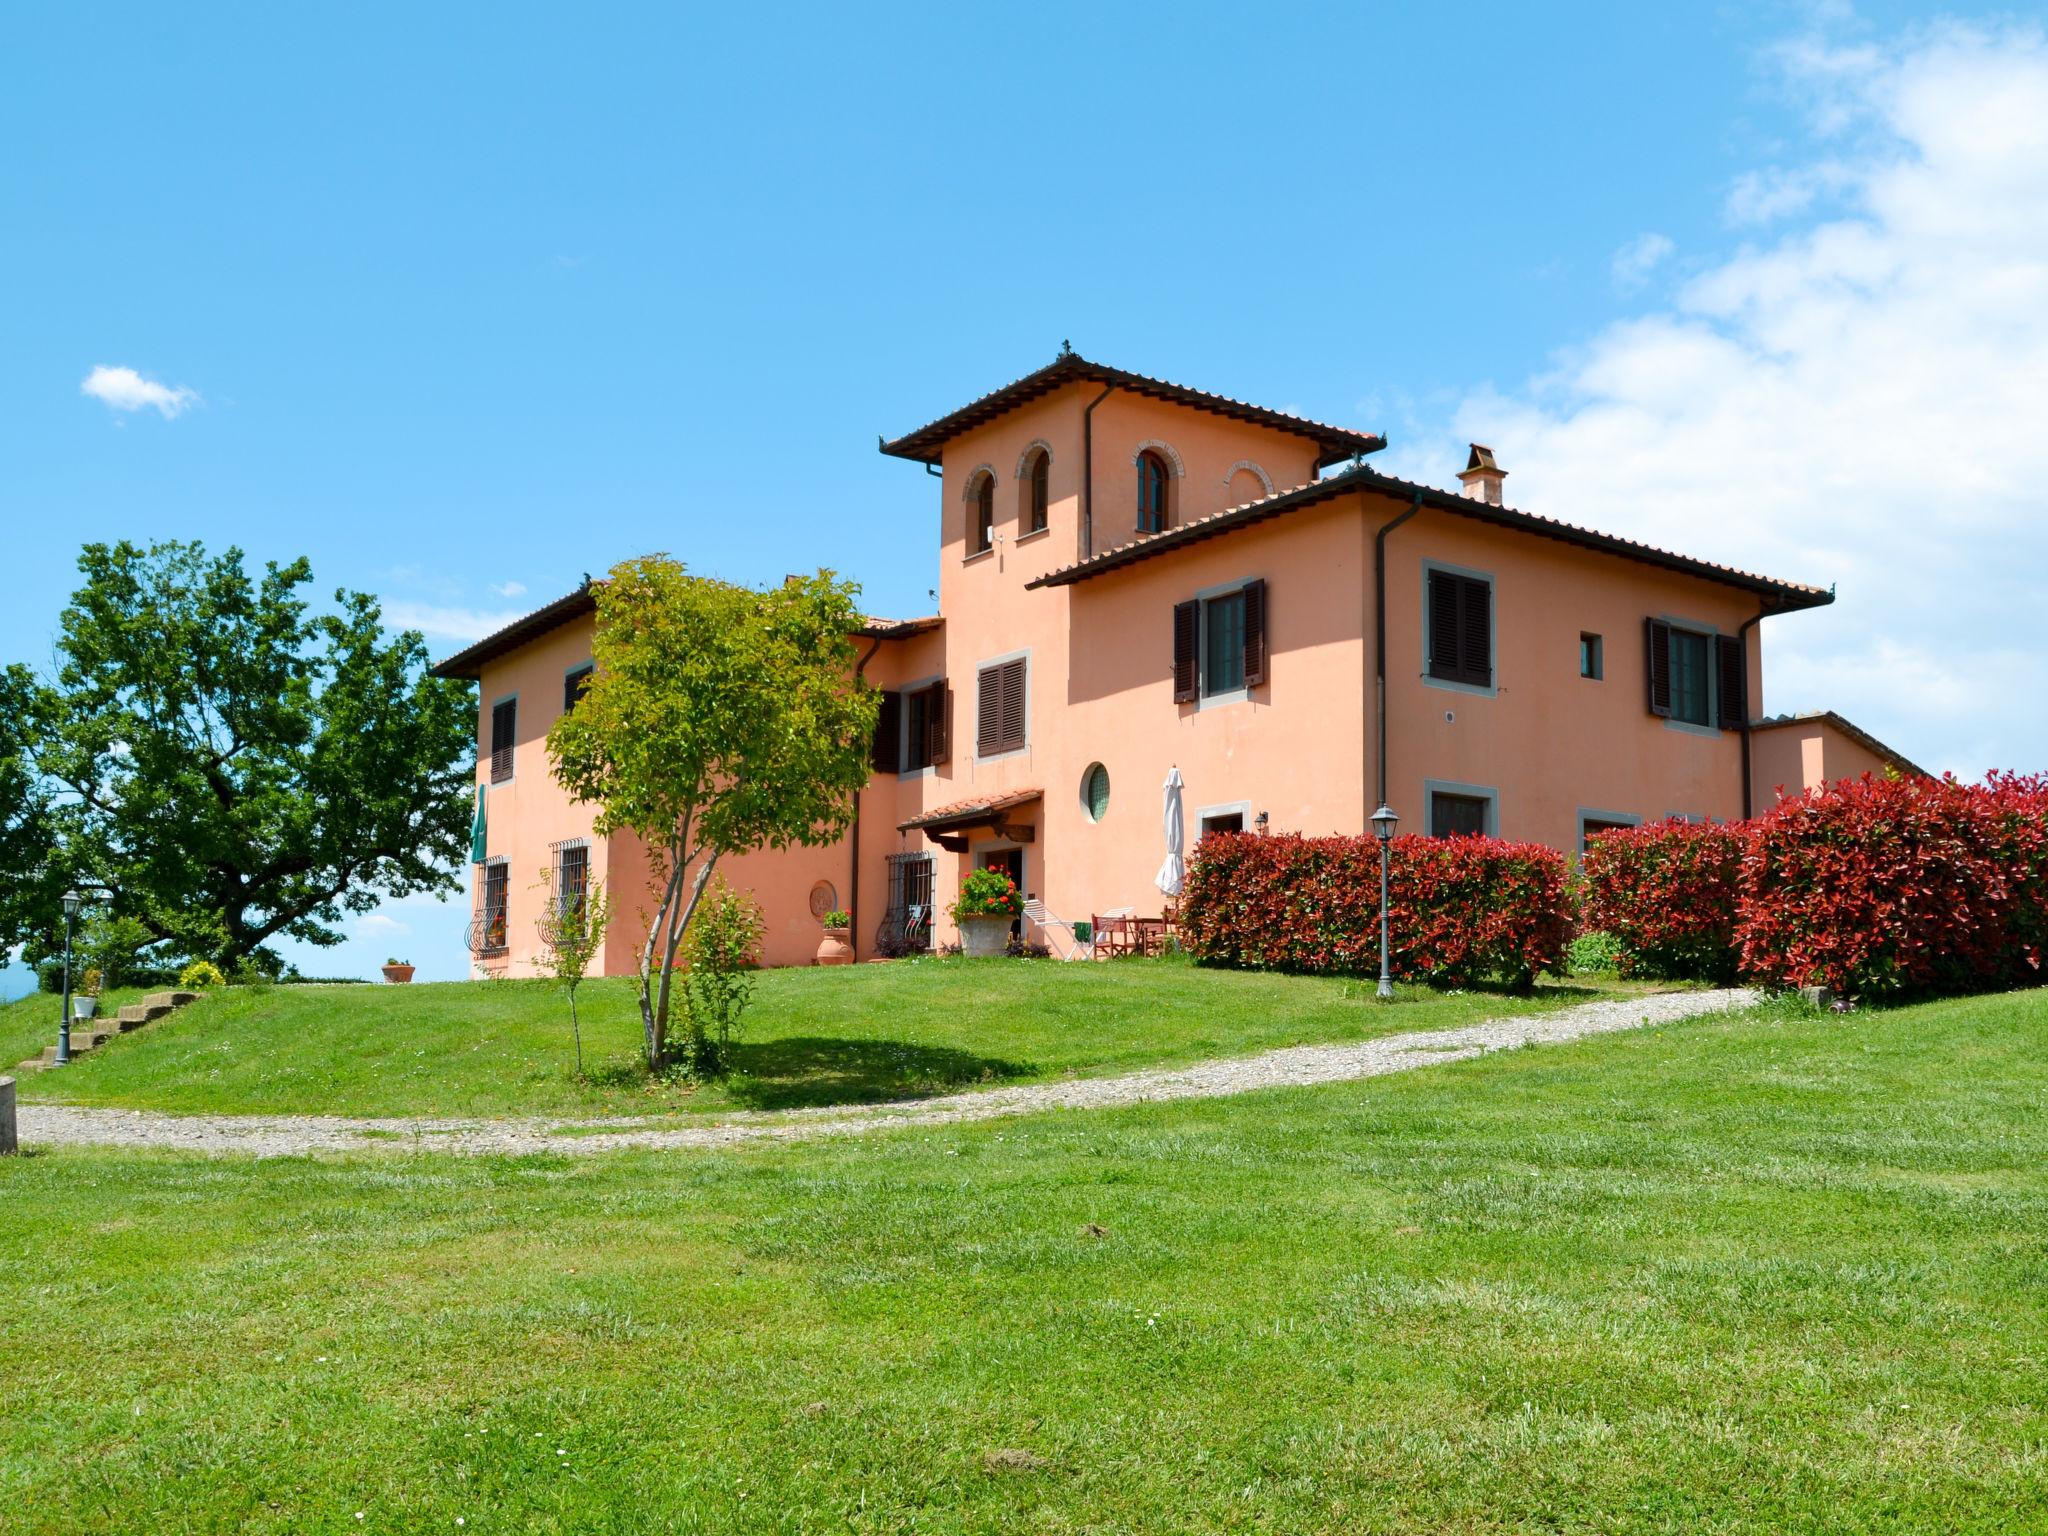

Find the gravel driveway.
xmin=16 ymin=987 xmax=1757 ymax=1158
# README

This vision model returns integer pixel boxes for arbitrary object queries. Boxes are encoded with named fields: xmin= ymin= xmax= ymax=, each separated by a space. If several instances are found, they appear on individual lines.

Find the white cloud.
xmin=80 ymin=364 xmax=199 ymax=418
xmin=1610 ymin=232 xmax=1674 ymax=291
xmin=380 ymin=600 xmax=527 ymax=643
xmin=354 ymin=913 xmax=408 ymax=937
xmin=1414 ymin=16 xmax=2048 ymax=780
xmin=490 ymin=580 xmax=528 ymax=599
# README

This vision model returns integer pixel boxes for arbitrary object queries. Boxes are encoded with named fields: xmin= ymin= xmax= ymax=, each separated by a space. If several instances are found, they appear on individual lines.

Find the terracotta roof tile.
xmin=898 ymin=788 xmax=1043 ymax=833
xmin=1026 ymin=462 xmax=1834 ymax=608
xmin=880 ymin=351 xmax=1384 ymax=470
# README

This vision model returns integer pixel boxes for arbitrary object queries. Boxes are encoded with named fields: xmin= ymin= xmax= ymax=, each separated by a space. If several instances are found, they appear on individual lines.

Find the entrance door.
xmin=976 ymin=848 xmax=1025 ymax=940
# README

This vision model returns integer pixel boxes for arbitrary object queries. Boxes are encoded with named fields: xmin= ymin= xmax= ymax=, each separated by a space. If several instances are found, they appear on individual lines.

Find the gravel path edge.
xmin=15 ymin=987 xmax=1759 ymax=1158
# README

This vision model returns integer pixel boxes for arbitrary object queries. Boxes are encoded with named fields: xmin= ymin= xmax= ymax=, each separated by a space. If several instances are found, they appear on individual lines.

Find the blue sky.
xmin=6 ymin=1 xmax=2045 ymax=989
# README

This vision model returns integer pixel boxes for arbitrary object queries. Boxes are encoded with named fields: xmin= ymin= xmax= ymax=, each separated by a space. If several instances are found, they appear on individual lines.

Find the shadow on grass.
xmin=721 ymin=1036 xmax=1037 ymax=1112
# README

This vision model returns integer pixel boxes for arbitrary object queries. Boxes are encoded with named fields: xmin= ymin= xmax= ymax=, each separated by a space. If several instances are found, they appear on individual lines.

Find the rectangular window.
xmin=885 ymin=853 xmax=936 ymax=952
xmin=1580 ymin=633 xmax=1603 ymax=680
xmin=1426 ymin=568 xmax=1493 ymax=688
xmin=902 ymin=681 xmax=950 ymax=771
xmin=555 ymin=843 xmax=588 ymax=920
xmin=1430 ymin=792 xmax=1489 ymax=839
xmin=479 ymin=862 xmax=510 ymax=952
xmin=1203 ymin=589 xmax=1246 ymax=696
xmin=976 ymin=658 xmax=1026 ymax=757
xmin=1580 ymin=818 xmax=1634 ymax=856
xmin=563 ymin=665 xmax=593 ymax=715
xmin=1671 ymin=628 xmax=1711 ymax=726
xmin=1201 ymin=811 xmax=1245 ymax=837
xmin=1648 ymin=620 xmax=1742 ymax=729
xmin=1176 ymin=579 xmax=1267 ymax=704
xmin=489 ymin=698 xmax=517 ymax=783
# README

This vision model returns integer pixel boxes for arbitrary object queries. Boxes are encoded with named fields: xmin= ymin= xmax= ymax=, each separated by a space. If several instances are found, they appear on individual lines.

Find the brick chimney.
xmin=1457 ymin=444 xmax=1506 ymax=506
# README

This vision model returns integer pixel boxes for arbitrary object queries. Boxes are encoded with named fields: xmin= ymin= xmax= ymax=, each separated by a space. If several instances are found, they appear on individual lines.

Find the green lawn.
xmin=0 ymin=986 xmax=156 ymax=1072
xmin=5 ymin=959 xmax=1631 ymax=1120
xmin=3 ymin=988 xmax=2044 ymax=1532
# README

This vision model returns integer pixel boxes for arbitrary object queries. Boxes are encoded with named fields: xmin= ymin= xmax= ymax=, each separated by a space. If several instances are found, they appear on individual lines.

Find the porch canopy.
xmin=898 ymin=789 xmax=1042 ymax=853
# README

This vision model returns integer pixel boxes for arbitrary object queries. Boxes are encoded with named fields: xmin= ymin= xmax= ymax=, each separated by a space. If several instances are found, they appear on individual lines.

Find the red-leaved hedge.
xmin=1738 ymin=771 xmax=2048 ymax=999
xmin=1581 ymin=820 xmax=1747 ymax=982
xmin=1178 ymin=832 xmax=1571 ymax=991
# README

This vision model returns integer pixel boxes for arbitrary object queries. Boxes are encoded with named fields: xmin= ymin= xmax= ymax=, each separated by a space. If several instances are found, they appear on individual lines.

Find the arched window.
xmin=1027 ymin=448 xmax=1050 ymax=534
xmin=970 ymin=472 xmax=995 ymax=554
xmin=1137 ymin=450 xmax=1170 ymax=534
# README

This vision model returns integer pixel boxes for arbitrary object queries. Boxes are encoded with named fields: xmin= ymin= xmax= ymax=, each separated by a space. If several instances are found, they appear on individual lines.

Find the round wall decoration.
xmin=807 ymin=881 xmax=839 ymax=920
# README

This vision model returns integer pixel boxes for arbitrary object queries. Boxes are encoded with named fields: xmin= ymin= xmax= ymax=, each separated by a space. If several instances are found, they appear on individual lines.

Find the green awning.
xmin=470 ymin=784 xmax=488 ymax=864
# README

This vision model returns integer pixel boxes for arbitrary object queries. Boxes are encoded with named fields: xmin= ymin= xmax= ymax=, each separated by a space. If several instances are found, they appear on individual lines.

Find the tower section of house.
xmin=433 ymin=349 xmax=1893 ymax=977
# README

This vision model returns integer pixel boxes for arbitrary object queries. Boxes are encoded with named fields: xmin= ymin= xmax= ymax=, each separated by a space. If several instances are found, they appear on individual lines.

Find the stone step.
xmin=13 ymin=1058 xmax=45 ymax=1075
xmin=142 ymin=990 xmax=200 ymax=1011
xmin=116 ymin=1003 xmax=173 ymax=1030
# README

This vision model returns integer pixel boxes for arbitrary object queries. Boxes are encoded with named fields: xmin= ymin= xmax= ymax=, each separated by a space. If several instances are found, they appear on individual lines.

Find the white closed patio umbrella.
xmin=1155 ymin=765 xmax=1186 ymax=898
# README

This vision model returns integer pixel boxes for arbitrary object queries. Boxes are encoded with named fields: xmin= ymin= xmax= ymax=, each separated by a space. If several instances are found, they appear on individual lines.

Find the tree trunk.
xmin=653 ymin=851 xmax=720 ymax=1064
xmin=637 ymin=845 xmax=687 ymax=1067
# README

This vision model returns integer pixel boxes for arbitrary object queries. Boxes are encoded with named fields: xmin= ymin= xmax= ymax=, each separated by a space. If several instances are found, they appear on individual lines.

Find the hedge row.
xmin=1178 ymin=832 xmax=1571 ymax=991
xmin=1585 ymin=772 xmax=2048 ymax=998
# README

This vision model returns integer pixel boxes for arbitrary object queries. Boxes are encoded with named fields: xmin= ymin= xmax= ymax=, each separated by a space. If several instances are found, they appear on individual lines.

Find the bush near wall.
xmin=1739 ymin=770 xmax=2048 ymax=1000
xmin=1581 ymin=820 xmax=1747 ymax=982
xmin=1178 ymin=832 xmax=1571 ymax=991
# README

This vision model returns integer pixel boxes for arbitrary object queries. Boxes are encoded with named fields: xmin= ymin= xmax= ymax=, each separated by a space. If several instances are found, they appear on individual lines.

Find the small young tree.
xmin=679 ymin=876 xmax=765 ymax=1076
xmin=547 ymin=558 xmax=877 ymax=1068
xmin=533 ymin=870 xmax=613 ymax=1077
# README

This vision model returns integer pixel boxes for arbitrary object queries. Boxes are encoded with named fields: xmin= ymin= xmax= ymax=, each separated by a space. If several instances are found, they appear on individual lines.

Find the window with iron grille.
xmin=479 ymin=861 xmax=510 ymax=952
xmin=490 ymin=698 xmax=517 ymax=782
xmin=554 ymin=842 xmax=588 ymax=921
xmin=884 ymin=853 xmax=935 ymax=952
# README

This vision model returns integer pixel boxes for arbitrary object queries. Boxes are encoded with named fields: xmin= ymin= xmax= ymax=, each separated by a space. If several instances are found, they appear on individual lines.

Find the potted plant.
xmin=74 ymin=966 xmax=101 ymax=1020
xmin=381 ymin=957 xmax=416 ymax=984
xmin=950 ymin=868 xmax=1023 ymax=958
xmin=815 ymin=909 xmax=854 ymax=966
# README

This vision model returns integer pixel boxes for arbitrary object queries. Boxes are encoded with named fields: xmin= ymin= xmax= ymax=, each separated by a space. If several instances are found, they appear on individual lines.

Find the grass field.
xmin=4 ymin=987 xmax=2045 ymax=1531
xmin=3 ymin=959 xmax=1632 ymax=1119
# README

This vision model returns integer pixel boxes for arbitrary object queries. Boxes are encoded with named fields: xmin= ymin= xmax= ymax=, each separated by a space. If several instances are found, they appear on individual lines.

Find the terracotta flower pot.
xmin=815 ymin=926 xmax=854 ymax=966
xmin=381 ymin=964 xmax=416 ymax=984
xmin=957 ymin=914 xmax=1013 ymax=958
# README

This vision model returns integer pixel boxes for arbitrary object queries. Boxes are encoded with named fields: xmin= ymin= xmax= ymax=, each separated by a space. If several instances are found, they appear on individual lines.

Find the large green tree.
xmin=23 ymin=540 xmax=475 ymax=969
xmin=0 ymin=662 xmax=58 ymax=954
xmin=548 ymin=557 xmax=877 ymax=1068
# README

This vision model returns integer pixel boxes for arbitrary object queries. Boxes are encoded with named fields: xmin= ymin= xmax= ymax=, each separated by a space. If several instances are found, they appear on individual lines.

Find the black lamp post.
xmin=56 ymin=888 xmax=82 ymax=1065
xmin=1370 ymin=805 xmax=1399 ymax=1000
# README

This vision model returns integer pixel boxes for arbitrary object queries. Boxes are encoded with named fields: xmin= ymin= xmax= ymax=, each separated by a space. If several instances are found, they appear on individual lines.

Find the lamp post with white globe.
xmin=1370 ymin=805 xmax=1399 ymax=1000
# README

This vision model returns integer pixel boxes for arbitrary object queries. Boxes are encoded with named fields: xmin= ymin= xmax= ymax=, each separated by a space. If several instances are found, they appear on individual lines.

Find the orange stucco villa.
xmin=431 ymin=349 xmax=1922 ymax=975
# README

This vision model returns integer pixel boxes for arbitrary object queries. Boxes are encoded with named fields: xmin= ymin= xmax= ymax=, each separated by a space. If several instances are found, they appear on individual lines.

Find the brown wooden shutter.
xmin=1645 ymin=618 xmax=1673 ymax=717
xmin=1001 ymin=660 xmax=1026 ymax=752
xmin=977 ymin=666 xmax=1000 ymax=756
xmin=1427 ymin=571 xmax=1462 ymax=681
xmin=1172 ymin=600 xmax=1199 ymax=703
xmin=1427 ymin=572 xmax=1491 ymax=687
xmin=1458 ymin=575 xmax=1490 ymax=685
xmin=1715 ymin=633 xmax=1746 ymax=730
xmin=1240 ymin=578 xmax=1268 ymax=687
xmin=871 ymin=689 xmax=901 ymax=772
xmin=490 ymin=699 xmax=517 ymax=782
xmin=927 ymin=682 xmax=951 ymax=765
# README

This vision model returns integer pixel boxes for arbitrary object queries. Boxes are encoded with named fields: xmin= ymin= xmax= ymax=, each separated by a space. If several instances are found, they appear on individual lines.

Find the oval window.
xmin=1080 ymin=763 xmax=1110 ymax=823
